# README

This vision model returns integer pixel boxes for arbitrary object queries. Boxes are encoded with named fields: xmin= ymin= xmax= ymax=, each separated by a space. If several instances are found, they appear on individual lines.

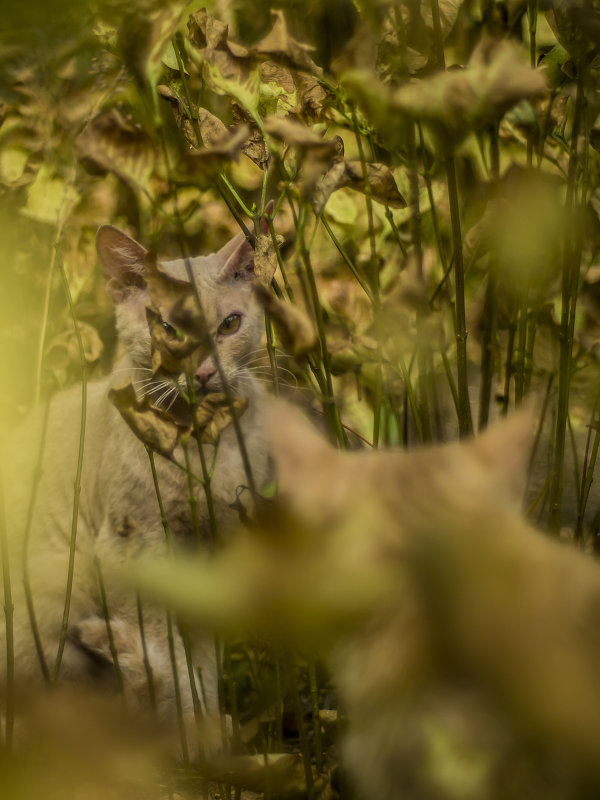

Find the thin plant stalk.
xmin=515 ymin=290 xmax=529 ymax=406
xmin=285 ymin=654 xmax=315 ymax=800
xmin=136 ymin=594 xmax=158 ymax=714
xmin=307 ymin=659 xmax=324 ymax=775
xmin=320 ymin=216 xmax=373 ymax=300
xmin=445 ymin=154 xmax=473 ymax=437
xmin=297 ymin=207 xmax=345 ymax=446
xmin=53 ymin=255 xmax=87 ymax=680
xmin=0 ymin=466 xmax=14 ymax=750
xmin=146 ymin=447 xmax=191 ymax=771
xmin=265 ymin=313 xmax=280 ymax=396
xmin=501 ymin=314 xmax=517 ymax=417
xmin=478 ymin=274 xmax=497 ymax=430
xmin=549 ymin=66 xmax=586 ymax=533
xmin=94 ymin=558 xmax=126 ymax=699
xmin=575 ymin=416 xmax=600 ymax=545
xmin=350 ymin=106 xmax=386 ymax=445
xmin=22 ymin=401 xmax=51 ymax=683
xmin=429 ymin=0 xmax=472 ymax=436
xmin=478 ymin=124 xmax=500 ymax=429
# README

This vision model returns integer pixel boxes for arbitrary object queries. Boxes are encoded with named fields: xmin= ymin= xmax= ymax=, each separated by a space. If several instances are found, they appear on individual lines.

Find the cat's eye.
xmin=161 ymin=320 xmax=184 ymax=341
xmin=218 ymin=313 xmax=241 ymax=335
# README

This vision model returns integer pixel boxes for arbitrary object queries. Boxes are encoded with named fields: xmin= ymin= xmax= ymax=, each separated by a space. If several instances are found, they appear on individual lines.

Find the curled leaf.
xmin=194 ymin=392 xmax=249 ymax=443
xmin=313 ymin=159 xmax=406 ymax=215
xmin=76 ymin=109 xmax=155 ymax=194
xmin=109 ymin=379 xmax=188 ymax=458
xmin=254 ymin=283 xmax=318 ymax=357
xmin=117 ymin=3 xmax=189 ymax=87
xmin=249 ymin=9 xmax=323 ymax=76
xmin=158 ymin=84 xmax=230 ymax=149
xmin=391 ymin=39 xmax=547 ymax=147
xmin=254 ymin=233 xmax=282 ymax=286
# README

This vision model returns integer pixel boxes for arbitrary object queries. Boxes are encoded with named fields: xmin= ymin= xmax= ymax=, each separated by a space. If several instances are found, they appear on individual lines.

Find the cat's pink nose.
xmin=195 ymin=363 xmax=216 ymax=386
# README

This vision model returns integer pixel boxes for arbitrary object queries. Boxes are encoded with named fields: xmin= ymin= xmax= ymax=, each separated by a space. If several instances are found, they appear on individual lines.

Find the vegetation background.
xmin=1 ymin=0 xmax=600 ymax=797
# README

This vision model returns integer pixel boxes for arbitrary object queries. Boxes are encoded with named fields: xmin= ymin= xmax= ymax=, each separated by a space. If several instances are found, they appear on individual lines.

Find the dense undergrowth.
xmin=1 ymin=0 xmax=600 ymax=798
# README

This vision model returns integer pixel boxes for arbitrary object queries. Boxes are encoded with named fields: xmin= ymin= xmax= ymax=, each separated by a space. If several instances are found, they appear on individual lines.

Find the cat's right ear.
xmin=96 ymin=225 xmax=147 ymax=303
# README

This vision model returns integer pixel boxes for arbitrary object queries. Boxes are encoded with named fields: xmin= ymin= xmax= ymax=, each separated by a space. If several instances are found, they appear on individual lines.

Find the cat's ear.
xmin=96 ymin=225 xmax=147 ymax=303
xmin=470 ymin=406 xmax=535 ymax=502
xmin=217 ymin=232 xmax=255 ymax=283
xmin=217 ymin=206 xmax=273 ymax=283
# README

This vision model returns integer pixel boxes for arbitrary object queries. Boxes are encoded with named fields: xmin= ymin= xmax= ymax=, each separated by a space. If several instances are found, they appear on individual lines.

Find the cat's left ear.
xmin=96 ymin=225 xmax=147 ymax=303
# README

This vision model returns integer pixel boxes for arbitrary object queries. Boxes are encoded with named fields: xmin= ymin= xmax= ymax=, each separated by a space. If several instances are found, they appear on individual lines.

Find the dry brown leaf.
xmin=249 ymin=10 xmax=323 ymax=76
xmin=313 ymin=159 xmax=406 ymax=215
xmin=391 ymin=39 xmax=547 ymax=146
xmin=158 ymin=85 xmax=230 ymax=150
xmin=254 ymin=233 xmax=282 ymax=286
xmin=194 ymin=392 xmax=249 ymax=443
xmin=181 ymin=124 xmax=251 ymax=176
xmin=109 ymin=379 xmax=188 ymax=458
xmin=254 ymin=283 xmax=318 ymax=357
xmin=117 ymin=2 xmax=189 ymax=86
xmin=76 ymin=109 xmax=155 ymax=194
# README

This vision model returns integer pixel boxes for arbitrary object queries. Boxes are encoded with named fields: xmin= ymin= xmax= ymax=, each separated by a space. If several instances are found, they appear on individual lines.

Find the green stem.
xmin=307 ymin=659 xmax=323 ymax=775
xmin=146 ymin=448 xmax=191 ymax=770
xmin=297 ymin=207 xmax=345 ymax=446
xmin=53 ymin=254 xmax=87 ymax=680
xmin=446 ymin=155 xmax=473 ymax=437
xmin=94 ymin=558 xmax=126 ymax=699
xmin=136 ymin=594 xmax=158 ymax=715
xmin=22 ymin=401 xmax=51 ymax=683
xmin=0 ymin=466 xmax=14 ymax=750
xmin=548 ymin=66 xmax=586 ymax=533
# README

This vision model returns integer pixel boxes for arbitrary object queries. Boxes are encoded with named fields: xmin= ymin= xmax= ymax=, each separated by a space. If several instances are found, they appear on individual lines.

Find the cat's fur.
xmin=1 ymin=226 xmax=269 ymax=740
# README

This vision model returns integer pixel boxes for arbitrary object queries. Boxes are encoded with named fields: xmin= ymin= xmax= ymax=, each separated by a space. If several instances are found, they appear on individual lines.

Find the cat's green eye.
xmin=218 ymin=313 xmax=241 ymax=335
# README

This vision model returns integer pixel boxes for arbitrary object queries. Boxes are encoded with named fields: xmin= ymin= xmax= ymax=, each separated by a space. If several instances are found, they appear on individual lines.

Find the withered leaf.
xmin=110 ymin=379 xmax=188 ymax=458
xmin=146 ymin=303 xmax=208 ymax=376
xmin=159 ymin=84 xmax=236 ymax=151
xmin=194 ymin=392 xmax=249 ymax=443
xmin=545 ymin=0 xmax=600 ymax=63
xmin=143 ymin=253 xmax=211 ymax=375
xmin=182 ymin=124 xmax=251 ymax=176
xmin=188 ymin=10 xmax=259 ymax=111
xmin=188 ymin=9 xmax=249 ymax=58
xmin=312 ymin=160 xmax=406 ymax=215
xmin=117 ymin=3 xmax=189 ymax=87
xmin=232 ymin=103 xmax=269 ymax=169
xmin=254 ymin=283 xmax=318 ymax=357
xmin=76 ymin=109 xmax=155 ymax=194
xmin=254 ymin=233 xmax=282 ymax=286
xmin=264 ymin=117 xmax=334 ymax=150
xmin=249 ymin=10 xmax=323 ymax=76
xmin=391 ymin=40 xmax=547 ymax=147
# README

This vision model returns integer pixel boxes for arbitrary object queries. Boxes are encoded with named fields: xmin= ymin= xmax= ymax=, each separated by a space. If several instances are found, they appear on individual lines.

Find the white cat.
xmin=1 ymin=225 xmax=270 ymax=747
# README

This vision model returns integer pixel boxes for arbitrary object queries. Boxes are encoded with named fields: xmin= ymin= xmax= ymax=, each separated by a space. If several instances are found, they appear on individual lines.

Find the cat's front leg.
xmin=72 ymin=613 xmax=223 ymax=758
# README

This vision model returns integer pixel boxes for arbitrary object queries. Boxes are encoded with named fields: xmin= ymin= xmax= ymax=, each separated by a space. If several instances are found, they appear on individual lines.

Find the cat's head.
xmin=96 ymin=225 xmax=264 ymax=406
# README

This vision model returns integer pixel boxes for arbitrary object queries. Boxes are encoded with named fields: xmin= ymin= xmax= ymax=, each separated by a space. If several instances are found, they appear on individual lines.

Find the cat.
xmin=259 ymin=405 xmax=600 ymax=798
xmin=0 ymin=224 xmax=270 ymax=750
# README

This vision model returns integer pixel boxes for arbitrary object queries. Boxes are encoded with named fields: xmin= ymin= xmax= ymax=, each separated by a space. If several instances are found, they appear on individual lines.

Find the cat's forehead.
xmin=158 ymin=254 xmax=220 ymax=292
